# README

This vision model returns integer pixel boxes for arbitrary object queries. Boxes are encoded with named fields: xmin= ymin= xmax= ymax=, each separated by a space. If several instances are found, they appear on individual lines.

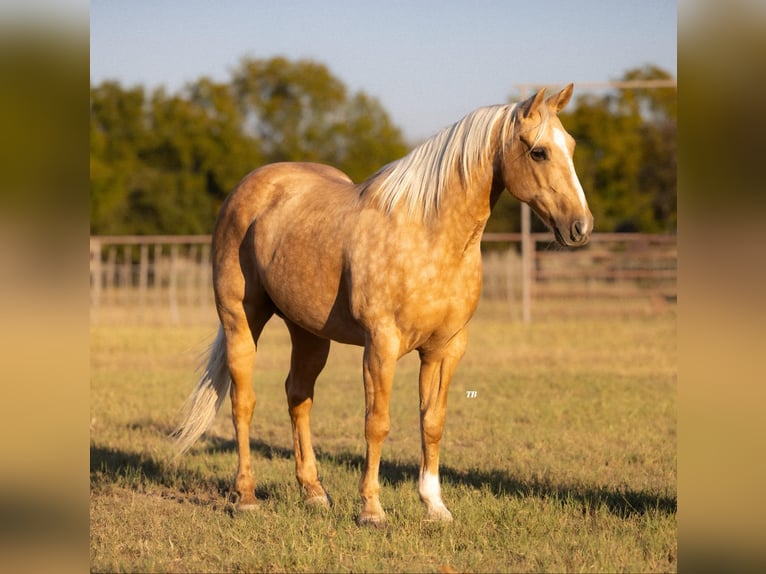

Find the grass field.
xmin=90 ymin=301 xmax=676 ymax=572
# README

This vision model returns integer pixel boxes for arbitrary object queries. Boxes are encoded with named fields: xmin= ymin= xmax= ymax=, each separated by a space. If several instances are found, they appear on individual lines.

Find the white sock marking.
xmin=419 ymin=471 xmax=443 ymax=505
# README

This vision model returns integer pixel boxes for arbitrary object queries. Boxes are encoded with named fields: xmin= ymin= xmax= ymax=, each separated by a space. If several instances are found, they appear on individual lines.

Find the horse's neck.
xmin=489 ymin=161 xmax=508 ymax=209
xmin=430 ymin=156 xmax=497 ymax=253
xmin=434 ymin=124 xmax=511 ymax=244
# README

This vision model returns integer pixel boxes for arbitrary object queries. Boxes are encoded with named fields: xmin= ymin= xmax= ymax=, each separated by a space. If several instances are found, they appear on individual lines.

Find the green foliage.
xmin=90 ymin=60 xmax=675 ymax=235
xmin=90 ymin=80 xmax=261 ymax=235
xmin=90 ymin=57 xmax=408 ymax=235
xmin=231 ymin=57 xmax=408 ymax=182
xmin=560 ymin=66 xmax=677 ymax=233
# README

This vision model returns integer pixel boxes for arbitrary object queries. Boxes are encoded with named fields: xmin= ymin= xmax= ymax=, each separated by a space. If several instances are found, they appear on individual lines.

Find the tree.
xmin=90 ymin=56 xmax=409 ymax=234
xmin=232 ymin=57 xmax=347 ymax=163
xmin=186 ymin=78 xmax=264 ymax=199
xmin=559 ymin=66 xmax=676 ymax=233
xmin=90 ymin=82 xmax=147 ymax=234
xmin=332 ymin=92 xmax=409 ymax=182
xmin=90 ymin=81 xmax=262 ymax=234
xmin=231 ymin=56 xmax=407 ymax=181
xmin=91 ymin=60 xmax=675 ymax=236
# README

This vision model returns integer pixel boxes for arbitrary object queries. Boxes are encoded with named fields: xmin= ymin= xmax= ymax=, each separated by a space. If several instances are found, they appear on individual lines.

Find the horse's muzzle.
xmin=555 ymin=216 xmax=593 ymax=247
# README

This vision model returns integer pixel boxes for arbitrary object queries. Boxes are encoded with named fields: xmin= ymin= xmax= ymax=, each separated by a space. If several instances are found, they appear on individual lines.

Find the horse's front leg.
xmin=417 ymin=328 xmax=468 ymax=521
xmin=357 ymin=330 xmax=399 ymax=527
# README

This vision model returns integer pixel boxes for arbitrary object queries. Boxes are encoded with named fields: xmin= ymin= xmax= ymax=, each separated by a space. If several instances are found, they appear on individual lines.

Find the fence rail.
xmin=90 ymin=233 xmax=676 ymax=325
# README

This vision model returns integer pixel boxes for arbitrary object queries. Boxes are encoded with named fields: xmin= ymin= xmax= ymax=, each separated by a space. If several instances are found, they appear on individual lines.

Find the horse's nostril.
xmin=572 ymin=219 xmax=584 ymax=241
xmin=570 ymin=218 xmax=591 ymax=244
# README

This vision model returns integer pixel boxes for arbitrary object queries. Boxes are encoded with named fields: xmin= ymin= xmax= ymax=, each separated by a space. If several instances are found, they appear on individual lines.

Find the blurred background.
xmin=88 ymin=1 xmax=677 ymax=325
xmin=5 ymin=0 xmax=766 ymax=571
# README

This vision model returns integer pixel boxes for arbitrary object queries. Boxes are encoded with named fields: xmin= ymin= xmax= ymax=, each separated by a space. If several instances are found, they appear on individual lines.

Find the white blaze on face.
xmin=553 ymin=127 xmax=587 ymax=211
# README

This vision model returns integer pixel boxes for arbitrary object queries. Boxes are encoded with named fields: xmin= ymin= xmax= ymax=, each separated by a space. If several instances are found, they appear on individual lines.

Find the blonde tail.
xmin=172 ymin=326 xmax=230 ymax=455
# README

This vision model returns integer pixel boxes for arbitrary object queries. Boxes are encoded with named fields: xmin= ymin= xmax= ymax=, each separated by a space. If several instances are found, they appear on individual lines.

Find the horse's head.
xmin=500 ymin=84 xmax=593 ymax=247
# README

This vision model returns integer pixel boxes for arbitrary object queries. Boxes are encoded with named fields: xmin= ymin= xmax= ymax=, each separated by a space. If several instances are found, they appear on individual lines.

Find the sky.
xmin=90 ymin=0 xmax=677 ymax=141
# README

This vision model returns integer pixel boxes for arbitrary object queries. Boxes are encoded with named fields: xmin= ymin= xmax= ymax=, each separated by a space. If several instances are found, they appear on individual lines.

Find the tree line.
xmin=90 ymin=57 xmax=675 ymax=235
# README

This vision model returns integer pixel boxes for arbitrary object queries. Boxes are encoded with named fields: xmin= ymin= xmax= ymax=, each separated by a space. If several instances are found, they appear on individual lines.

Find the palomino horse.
xmin=174 ymin=84 xmax=593 ymax=525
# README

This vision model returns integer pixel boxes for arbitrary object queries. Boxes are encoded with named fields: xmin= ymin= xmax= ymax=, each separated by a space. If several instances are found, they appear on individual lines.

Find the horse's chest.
xmin=353 ymin=248 xmax=482 ymax=335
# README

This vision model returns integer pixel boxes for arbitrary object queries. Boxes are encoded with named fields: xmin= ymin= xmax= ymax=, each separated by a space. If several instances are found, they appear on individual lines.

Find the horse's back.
xmin=257 ymin=161 xmax=354 ymax=186
xmin=213 ymin=161 xmax=358 ymax=256
xmin=220 ymin=162 xmax=352 ymax=222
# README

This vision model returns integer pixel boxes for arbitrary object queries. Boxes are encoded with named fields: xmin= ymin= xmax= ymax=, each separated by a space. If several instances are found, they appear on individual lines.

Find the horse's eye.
xmin=530 ymin=148 xmax=548 ymax=162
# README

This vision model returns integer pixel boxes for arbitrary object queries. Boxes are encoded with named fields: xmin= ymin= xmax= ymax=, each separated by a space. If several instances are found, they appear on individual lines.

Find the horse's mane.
xmin=359 ymin=103 xmax=521 ymax=221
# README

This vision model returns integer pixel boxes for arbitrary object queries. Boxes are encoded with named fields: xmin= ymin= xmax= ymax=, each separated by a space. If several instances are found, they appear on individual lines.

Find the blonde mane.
xmin=359 ymin=103 xmax=520 ymax=220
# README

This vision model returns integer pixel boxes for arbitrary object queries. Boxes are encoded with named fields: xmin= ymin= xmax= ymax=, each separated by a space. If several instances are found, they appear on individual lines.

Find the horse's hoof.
xmin=426 ymin=511 xmax=454 ymax=522
xmin=234 ymin=500 xmax=259 ymax=512
xmin=356 ymin=512 xmax=387 ymax=528
xmin=424 ymin=503 xmax=454 ymax=522
xmin=306 ymin=494 xmax=331 ymax=509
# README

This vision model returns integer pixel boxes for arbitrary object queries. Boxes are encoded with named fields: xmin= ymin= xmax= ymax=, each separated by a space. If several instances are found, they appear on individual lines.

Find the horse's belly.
xmin=271 ymin=291 xmax=366 ymax=346
xmin=258 ymin=252 xmax=366 ymax=345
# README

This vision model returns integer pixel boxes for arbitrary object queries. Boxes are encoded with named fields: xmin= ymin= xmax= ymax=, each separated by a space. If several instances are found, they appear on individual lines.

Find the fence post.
xmin=105 ymin=246 xmax=116 ymax=306
xmin=90 ymin=237 xmax=101 ymax=324
xmin=169 ymin=244 xmax=179 ymax=324
xmin=200 ymin=243 xmax=210 ymax=313
xmin=139 ymin=243 xmax=148 ymax=319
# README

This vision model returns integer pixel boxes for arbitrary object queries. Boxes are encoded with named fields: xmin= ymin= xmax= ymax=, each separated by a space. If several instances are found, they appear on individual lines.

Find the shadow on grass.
xmin=90 ymin=423 xmax=298 ymax=507
xmin=90 ymin=423 xmax=678 ymax=517
xmin=317 ymin=450 xmax=677 ymax=519
xmin=91 ymin=430 xmax=675 ymax=519
xmin=90 ymin=445 xmax=231 ymax=500
xmin=449 ymin=466 xmax=677 ymax=518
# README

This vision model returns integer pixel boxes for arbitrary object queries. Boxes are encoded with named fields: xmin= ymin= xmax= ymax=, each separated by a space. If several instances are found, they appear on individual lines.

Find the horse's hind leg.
xmin=284 ymin=320 xmax=332 ymax=507
xmin=219 ymin=297 xmax=273 ymax=511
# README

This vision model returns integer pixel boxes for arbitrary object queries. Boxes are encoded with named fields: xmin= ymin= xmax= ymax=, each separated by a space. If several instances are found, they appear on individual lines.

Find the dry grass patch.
xmin=90 ymin=301 xmax=676 ymax=572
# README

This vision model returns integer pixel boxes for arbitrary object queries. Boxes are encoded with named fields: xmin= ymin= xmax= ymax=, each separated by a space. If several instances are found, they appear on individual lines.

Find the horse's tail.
xmin=172 ymin=325 xmax=230 ymax=455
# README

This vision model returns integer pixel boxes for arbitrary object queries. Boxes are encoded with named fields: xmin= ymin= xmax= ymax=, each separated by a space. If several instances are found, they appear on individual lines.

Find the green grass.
xmin=90 ymin=301 xmax=676 ymax=572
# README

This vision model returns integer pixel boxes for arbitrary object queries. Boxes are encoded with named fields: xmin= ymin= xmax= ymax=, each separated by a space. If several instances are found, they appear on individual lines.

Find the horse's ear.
xmin=547 ymin=83 xmax=574 ymax=113
xmin=522 ymin=88 xmax=547 ymax=118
